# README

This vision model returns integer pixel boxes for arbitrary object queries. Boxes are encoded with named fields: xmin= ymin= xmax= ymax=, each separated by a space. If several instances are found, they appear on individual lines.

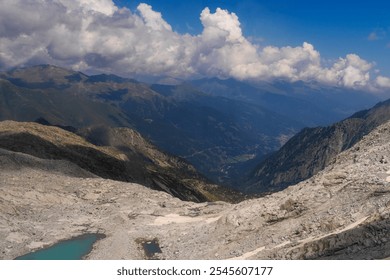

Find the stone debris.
xmin=1 ymin=121 xmax=390 ymax=259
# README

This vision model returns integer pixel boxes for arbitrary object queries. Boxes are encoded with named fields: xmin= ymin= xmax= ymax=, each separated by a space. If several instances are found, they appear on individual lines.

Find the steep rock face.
xmin=245 ymin=99 xmax=390 ymax=193
xmin=1 ymin=120 xmax=390 ymax=260
xmin=0 ymin=121 xmax=240 ymax=202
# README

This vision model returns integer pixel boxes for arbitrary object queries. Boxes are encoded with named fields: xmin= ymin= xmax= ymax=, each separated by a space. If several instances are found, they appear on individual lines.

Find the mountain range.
xmin=1 ymin=114 xmax=390 ymax=260
xmin=191 ymin=77 xmax=381 ymax=127
xmin=0 ymin=65 xmax=382 ymax=188
xmin=1 ymin=64 xmax=390 ymax=260
xmin=245 ymin=98 xmax=390 ymax=193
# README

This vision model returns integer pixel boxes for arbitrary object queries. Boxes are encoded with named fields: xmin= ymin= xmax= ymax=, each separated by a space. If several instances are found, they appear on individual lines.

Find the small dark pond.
xmin=137 ymin=238 xmax=162 ymax=259
xmin=15 ymin=233 xmax=105 ymax=260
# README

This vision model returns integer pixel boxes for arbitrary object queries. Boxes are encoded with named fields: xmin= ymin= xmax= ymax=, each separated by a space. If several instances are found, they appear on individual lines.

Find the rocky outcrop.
xmin=245 ymin=98 xmax=390 ymax=193
xmin=0 ymin=121 xmax=240 ymax=202
xmin=1 ymin=120 xmax=390 ymax=260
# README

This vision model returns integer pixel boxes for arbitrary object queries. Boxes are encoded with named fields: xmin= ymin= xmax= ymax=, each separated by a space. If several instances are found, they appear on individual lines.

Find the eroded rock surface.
xmin=1 ymin=121 xmax=390 ymax=259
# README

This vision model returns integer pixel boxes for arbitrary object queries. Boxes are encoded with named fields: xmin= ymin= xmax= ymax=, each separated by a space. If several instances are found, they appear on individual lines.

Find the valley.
xmin=1 ymin=119 xmax=390 ymax=259
xmin=2 ymin=0 xmax=390 ymax=265
xmin=0 ymin=65 xmax=382 ymax=187
xmin=0 ymin=120 xmax=239 ymax=202
xmin=246 ymin=99 xmax=390 ymax=193
xmin=1 ymin=65 xmax=390 ymax=260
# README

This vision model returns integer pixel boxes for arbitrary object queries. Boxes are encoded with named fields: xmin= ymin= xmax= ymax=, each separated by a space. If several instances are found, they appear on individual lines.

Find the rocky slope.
xmin=0 ymin=121 xmax=239 ymax=202
xmin=0 ymin=65 xmax=305 ymax=185
xmin=245 ymin=98 xmax=390 ymax=193
xmin=1 ymin=120 xmax=390 ymax=260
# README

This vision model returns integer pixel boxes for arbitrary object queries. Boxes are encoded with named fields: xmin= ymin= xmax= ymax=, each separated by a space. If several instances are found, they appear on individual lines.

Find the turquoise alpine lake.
xmin=15 ymin=233 xmax=105 ymax=260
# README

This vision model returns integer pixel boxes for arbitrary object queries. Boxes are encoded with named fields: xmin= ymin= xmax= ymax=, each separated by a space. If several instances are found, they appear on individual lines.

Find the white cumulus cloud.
xmin=137 ymin=3 xmax=172 ymax=31
xmin=376 ymin=76 xmax=390 ymax=88
xmin=0 ymin=0 xmax=388 ymax=90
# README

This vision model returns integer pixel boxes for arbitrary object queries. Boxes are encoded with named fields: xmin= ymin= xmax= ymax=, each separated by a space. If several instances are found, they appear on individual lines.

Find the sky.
xmin=1 ymin=0 xmax=390 ymax=90
xmin=114 ymin=0 xmax=390 ymax=74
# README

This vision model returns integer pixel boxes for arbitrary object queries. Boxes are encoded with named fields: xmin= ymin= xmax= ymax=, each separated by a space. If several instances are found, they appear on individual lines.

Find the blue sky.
xmin=114 ymin=0 xmax=390 ymax=76
xmin=1 ymin=0 xmax=390 ymax=90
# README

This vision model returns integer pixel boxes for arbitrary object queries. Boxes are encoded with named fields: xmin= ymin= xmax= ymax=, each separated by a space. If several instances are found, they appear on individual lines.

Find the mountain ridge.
xmin=0 ymin=65 xmax=307 ymax=186
xmin=1 ymin=118 xmax=390 ymax=259
xmin=1 ymin=64 xmax=387 ymax=188
xmin=245 ymin=98 xmax=390 ymax=193
xmin=0 ymin=120 xmax=241 ymax=202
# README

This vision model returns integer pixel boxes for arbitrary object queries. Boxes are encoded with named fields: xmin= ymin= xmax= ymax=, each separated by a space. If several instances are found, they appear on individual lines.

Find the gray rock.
xmin=1 ymin=120 xmax=390 ymax=259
